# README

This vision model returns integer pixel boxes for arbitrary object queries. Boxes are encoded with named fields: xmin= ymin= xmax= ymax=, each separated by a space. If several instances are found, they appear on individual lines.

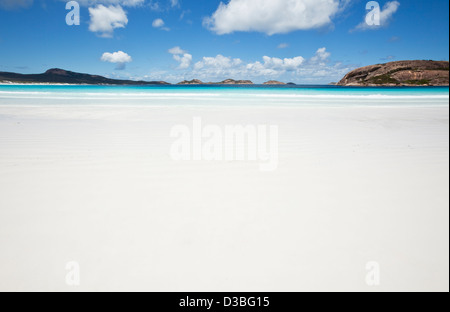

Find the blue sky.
xmin=0 ymin=0 xmax=448 ymax=83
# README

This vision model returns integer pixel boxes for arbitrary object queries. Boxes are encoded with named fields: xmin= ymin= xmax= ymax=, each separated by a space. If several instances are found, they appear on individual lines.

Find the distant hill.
xmin=0 ymin=68 xmax=170 ymax=85
xmin=219 ymin=79 xmax=253 ymax=85
xmin=338 ymin=60 xmax=449 ymax=86
xmin=263 ymin=80 xmax=286 ymax=85
xmin=177 ymin=79 xmax=204 ymax=85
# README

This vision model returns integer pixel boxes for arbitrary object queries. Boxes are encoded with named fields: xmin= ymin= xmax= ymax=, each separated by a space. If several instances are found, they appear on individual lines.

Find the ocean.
xmin=0 ymin=85 xmax=448 ymax=107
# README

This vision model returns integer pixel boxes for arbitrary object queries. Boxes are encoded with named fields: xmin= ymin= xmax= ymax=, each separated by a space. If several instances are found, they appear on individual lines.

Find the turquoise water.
xmin=0 ymin=84 xmax=449 ymax=95
xmin=0 ymin=84 xmax=448 ymax=107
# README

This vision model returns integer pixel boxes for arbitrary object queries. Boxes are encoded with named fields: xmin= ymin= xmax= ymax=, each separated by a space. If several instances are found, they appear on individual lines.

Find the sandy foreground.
xmin=0 ymin=103 xmax=448 ymax=292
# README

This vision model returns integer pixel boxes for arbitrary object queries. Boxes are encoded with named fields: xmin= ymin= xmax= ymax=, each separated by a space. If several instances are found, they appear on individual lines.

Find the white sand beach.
xmin=0 ymin=97 xmax=448 ymax=291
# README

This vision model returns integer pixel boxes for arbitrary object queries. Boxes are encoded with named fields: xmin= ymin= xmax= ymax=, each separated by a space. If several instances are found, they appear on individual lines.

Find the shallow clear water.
xmin=0 ymin=85 xmax=448 ymax=107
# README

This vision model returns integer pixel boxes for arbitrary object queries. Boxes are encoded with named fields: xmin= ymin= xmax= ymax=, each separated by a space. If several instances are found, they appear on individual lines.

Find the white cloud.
xmin=0 ymin=0 xmax=33 ymax=10
xmin=101 ymin=51 xmax=132 ymax=70
xmin=152 ymin=18 xmax=170 ymax=30
xmin=101 ymin=51 xmax=132 ymax=63
xmin=170 ymin=0 xmax=179 ymax=8
xmin=168 ymin=47 xmax=353 ymax=83
xmin=245 ymin=55 xmax=305 ymax=76
xmin=352 ymin=1 xmax=400 ymax=31
xmin=194 ymin=55 xmax=243 ymax=73
xmin=152 ymin=18 xmax=165 ymax=27
xmin=174 ymin=54 xmax=193 ymax=69
xmin=89 ymin=4 xmax=128 ymax=37
xmin=204 ymin=0 xmax=345 ymax=35
xmin=148 ymin=1 xmax=160 ymax=10
xmin=169 ymin=47 xmax=192 ymax=69
xmin=190 ymin=52 xmax=309 ymax=78
xmin=168 ymin=46 xmax=186 ymax=55
xmin=277 ymin=43 xmax=289 ymax=49
xmin=310 ymin=47 xmax=331 ymax=64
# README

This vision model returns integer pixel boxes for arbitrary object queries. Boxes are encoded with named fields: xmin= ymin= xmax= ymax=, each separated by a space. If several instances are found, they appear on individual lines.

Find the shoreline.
xmin=1 ymin=82 xmax=449 ymax=88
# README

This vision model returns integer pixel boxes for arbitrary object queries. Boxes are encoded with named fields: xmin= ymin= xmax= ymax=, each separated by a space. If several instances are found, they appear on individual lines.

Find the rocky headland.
xmin=337 ymin=60 xmax=449 ymax=86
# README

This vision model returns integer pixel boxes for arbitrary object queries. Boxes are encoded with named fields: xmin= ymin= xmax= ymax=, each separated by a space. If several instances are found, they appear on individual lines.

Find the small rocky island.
xmin=338 ymin=60 xmax=449 ymax=86
xmin=218 ymin=79 xmax=253 ymax=85
xmin=177 ymin=79 xmax=290 ymax=85
xmin=178 ymin=79 xmax=254 ymax=85
xmin=263 ymin=80 xmax=286 ymax=85
xmin=177 ymin=79 xmax=204 ymax=85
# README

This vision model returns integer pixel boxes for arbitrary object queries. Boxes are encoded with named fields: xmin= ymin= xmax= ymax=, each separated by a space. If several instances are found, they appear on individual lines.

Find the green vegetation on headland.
xmin=404 ymin=79 xmax=432 ymax=85
xmin=368 ymin=74 xmax=400 ymax=85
